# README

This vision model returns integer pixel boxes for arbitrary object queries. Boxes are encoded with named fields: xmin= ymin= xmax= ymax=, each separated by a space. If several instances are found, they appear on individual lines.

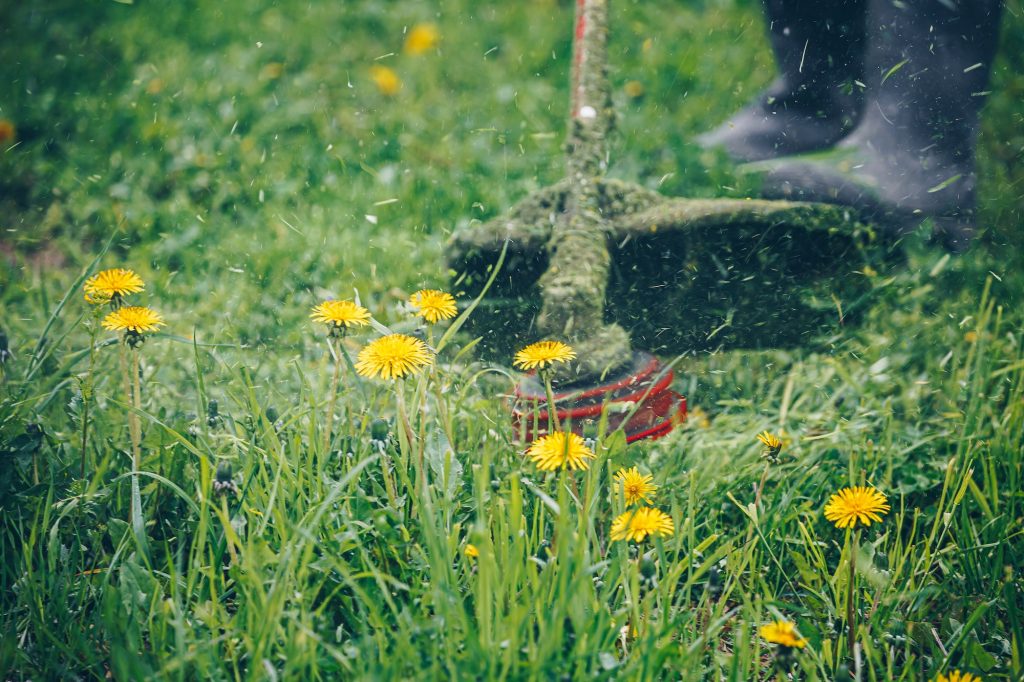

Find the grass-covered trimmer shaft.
xmin=448 ymin=0 xmax=890 ymax=441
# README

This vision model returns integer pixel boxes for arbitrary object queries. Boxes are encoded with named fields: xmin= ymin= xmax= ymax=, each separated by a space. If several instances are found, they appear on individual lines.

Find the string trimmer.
xmin=448 ymin=0 xmax=886 ymax=443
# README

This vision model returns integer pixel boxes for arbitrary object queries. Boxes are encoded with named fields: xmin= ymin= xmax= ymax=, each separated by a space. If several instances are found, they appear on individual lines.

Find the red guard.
xmin=512 ymin=352 xmax=686 ymax=443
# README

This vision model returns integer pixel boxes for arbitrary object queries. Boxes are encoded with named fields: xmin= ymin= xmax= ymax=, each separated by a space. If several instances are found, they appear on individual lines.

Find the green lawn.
xmin=2 ymin=0 xmax=1023 ymax=679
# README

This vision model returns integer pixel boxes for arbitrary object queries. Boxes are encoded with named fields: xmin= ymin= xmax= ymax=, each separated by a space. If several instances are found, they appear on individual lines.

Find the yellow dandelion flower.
xmin=355 ymin=333 xmax=433 ymax=380
xmin=513 ymin=340 xmax=576 ymax=371
xmin=84 ymin=268 xmax=145 ymax=304
xmin=824 ymin=485 xmax=891 ymax=529
xmin=757 ymin=430 xmax=783 ymax=461
xmin=933 ymin=672 xmax=981 ymax=682
xmin=759 ymin=620 xmax=807 ymax=649
xmin=404 ymin=24 xmax=440 ymax=55
xmin=614 ymin=467 xmax=657 ymax=506
xmin=610 ymin=507 xmax=674 ymax=542
xmin=310 ymin=300 xmax=371 ymax=329
xmin=101 ymin=306 xmax=165 ymax=334
xmin=623 ymin=80 xmax=645 ymax=99
xmin=370 ymin=65 xmax=401 ymax=96
xmin=464 ymin=544 xmax=479 ymax=559
xmin=409 ymin=289 xmax=457 ymax=324
xmin=526 ymin=431 xmax=595 ymax=471
xmin=757 ymin=430 xmax=782 ymax=450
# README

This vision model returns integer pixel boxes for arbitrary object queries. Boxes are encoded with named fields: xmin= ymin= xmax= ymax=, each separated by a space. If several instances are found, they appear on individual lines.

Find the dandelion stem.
xmin=80 ymin=317 xmax=99 ymax=478
xmin=754 ymin=461 xmax=770 ymax=510
xmin=847 ymin=528 xmax=857 ymax=660
xmin=221 ymin=495 xmax=238 ymax=566
xmin=542 ymin=372 xmax=561 ymax=432
xmin=322 ymin=337 xmax=343 ymax=455
xmin=130 ymin=348 xmax=142 ymax=474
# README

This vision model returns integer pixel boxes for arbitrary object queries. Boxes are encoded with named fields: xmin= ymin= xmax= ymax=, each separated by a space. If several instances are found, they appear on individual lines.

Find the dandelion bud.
xmin=0 ymin=328 xmax=11 ymax=365
xmin=704 ymin=566 xmax=723 ymax=600
xmin=370 ymin=418 xmax=390 ymax=442
xmin=214 ymin=461 xmax=239 ymax=496
xmin=207 ymin=399 xmax=221 ymax=428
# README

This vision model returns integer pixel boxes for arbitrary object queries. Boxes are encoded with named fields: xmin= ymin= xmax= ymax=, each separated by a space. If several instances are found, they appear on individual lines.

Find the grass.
xmin=2 ymin=0 xmax=1023 ymax=679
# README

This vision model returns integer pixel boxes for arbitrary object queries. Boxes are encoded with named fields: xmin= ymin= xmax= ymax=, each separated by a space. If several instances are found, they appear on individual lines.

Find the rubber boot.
xmin=697 ymin=0 xmax=866 ymax=162
xmin=760 ymin=0 xmax=1003 ymax=249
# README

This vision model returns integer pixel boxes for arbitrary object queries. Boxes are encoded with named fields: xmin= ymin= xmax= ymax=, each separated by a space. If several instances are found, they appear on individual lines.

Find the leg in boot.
xmin=761 ymin=0 xmax=1003 ymax=249
xmin=698 ymin=0 xmax=866 ymax=162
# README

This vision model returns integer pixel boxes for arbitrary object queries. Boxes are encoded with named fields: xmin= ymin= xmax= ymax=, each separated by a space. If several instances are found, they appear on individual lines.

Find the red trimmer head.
xmin=512 ymin=352 xmax=687 ymax=444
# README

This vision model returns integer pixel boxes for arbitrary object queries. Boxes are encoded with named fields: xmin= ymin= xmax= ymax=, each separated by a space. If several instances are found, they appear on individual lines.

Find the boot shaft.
xmin=859 ymin=0 xmax=1003 ymax=159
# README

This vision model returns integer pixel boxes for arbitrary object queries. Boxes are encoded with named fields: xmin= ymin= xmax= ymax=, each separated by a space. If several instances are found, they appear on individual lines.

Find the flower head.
xmin=933 ymin=672 xmax=981 ymax=682
xmin=513 ymin=340 xmax=576 ymax=372
xmin=464 ymin=544 xmax=479 ymax=559
xmin=404 ymin=24 xmax=440 ymax=55
xmin=84 ymin=268 xmax=144 ymax=305
xmin=824 ymin=485 xmax=890 ymax=529
xmin=101 ymin=306 xmax=165 ymax=334
xmin=370 ymin=65 xmax=401 ymax=96
xmin=759 ymin=620 xmax=807 ymax=649
xmin=310 ymin=300 xmax=371 ymax=331
xmin=757 ymin=430 xmax=783 ymax=457
xmin=527 ymin=431 xmax=595 ymax=471
xmin=614 ymin=467 xmax=657 ymax=506
xmin=610 ymin=507 xmax=674 ymax=542
xmin=409 ymin=289 xmax=457 ymax=324
xmin=355 ymin=333 xmax=433 ymax=380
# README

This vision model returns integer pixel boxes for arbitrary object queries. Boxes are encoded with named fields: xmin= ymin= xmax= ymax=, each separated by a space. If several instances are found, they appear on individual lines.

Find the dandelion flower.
xmin=527 ymin=431 xmax=595 ymax=471
xmin=757 ymin=430 xmax=784 ymax=463
xmin=356 ymin=333 xmax=433 ymax=380
xmin=464 ymin=544 xmax=479 ymax=559
xmin=84 ymin=268 xmax=144 ymax=304
xmin=409 ymin=289 xmax=457 ymax=324
xmin=614 ymin=467 xmax=657 ymax=506
xmin=824 ymin=485 xmax=890 ymax=529
xmin=757 ymin=430 xmax=782 ymax=451
xmin=759 ymin=620 xmax=807 ymax=649
xmin=404 ymin=24 xmax=440 ymax=55
xmin=310 ymin=300 xmax=371 ymax=330
xmin=610 ymin=507 xmax=674 ymax=542
xmin=933 ymin=672 xmax=981 ymax=682
xmin=102 ymin=306 xmax=165 ymax=334
xmin=513 ymin=340 xmax=576 ymax=371
xmin=370 ymin=65 xmax=401 ymax=96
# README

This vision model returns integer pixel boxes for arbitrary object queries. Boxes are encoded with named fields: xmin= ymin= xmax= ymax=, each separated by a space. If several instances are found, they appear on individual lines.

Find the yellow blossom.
xmin=614 ymin=467 xmax=657 ymax=506
xmin=84 ymin=268 xmax=145 ymax=304
xmin=409 ymin=289 xmax=457 ymax=324
xmin=464 ymin=544 xmax=479 ymax=559
xmin=101 ymin=306 xmax=165 ymax=334
xmin=933 ymin=672 xmax=981 ymax=682
xmin=824 ymin=486 xmax=890 ymax=529
xmin=513 ymin=340 xmax=576 ymax=371
xmin=404 ymin=24 xmax=440 ymax=55
xmin=610 ymin=507 xmax=674 ymax=542
xmin=370 ymin=65 xmax=401 ymax=96
xmin=526 ymin=431 xmax=595 ymax=471
xmin=310 ymin=300 xmax=371 ymax=329
xmin=355 ymin=333 xmax=433 ymax=380
xmin=759 ymin=620 xmax=807 ymax=649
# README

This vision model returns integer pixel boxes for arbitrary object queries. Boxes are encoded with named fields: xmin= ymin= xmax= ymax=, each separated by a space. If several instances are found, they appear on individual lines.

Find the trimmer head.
xmin=448 ymin=0 xmax=891 ymax=445
xmin=512 ymin=352 xmax=686 ymax=444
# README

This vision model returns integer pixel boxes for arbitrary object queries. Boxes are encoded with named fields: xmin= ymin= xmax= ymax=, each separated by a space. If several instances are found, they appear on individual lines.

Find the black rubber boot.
xmin=760 ymin=0 xmax=1003 ymax=249
xmin=697 ymin=0 xmax=866 ymax=162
